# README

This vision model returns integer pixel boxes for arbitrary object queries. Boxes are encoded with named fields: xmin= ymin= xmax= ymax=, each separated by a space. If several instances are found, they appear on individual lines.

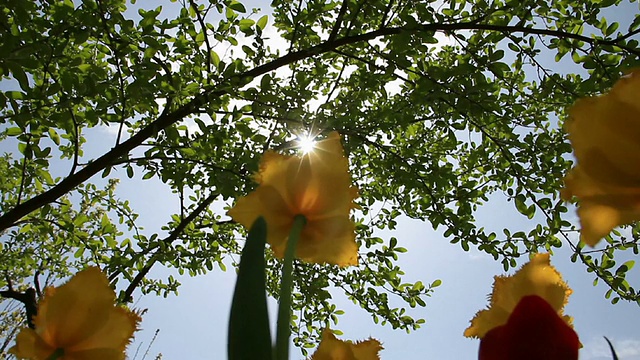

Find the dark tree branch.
xmin=328 ymin=0 xmax=350 ymax=42
xmin=152 ymin=55 xmax=177 ymax=112
xmin=96 ymin=0 xmax=129 ymax=146
xmin=68 ymin=108 xmax=80 ymax=177
xmin=16 ymin=134 xmax=32 ymax=207
xmin=379 ymin=0 xmax=396 ymax=28
xmin=118 ymin=191 xmax=219 ymax=302
xmin=287 ymin=0 xmax=305 ymax=53
xmin=33 ymin=270 xmax=41 ymax=298
xmin=188 ymin=0 xmax=214 ymax=81
xmin=614 ymin=27 xmax=640 ymax=43
xmin=0 ymin=276 xmax=38 ymax=329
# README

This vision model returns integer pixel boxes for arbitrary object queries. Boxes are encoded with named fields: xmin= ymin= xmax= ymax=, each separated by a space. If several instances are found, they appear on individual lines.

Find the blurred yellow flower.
xmin=562 ymin=69 xmax=640 ymax=246
xmin=309 ymin=328 xmax=383 ymax=360
xmin=10 ymin=267 xmax=140 ymax=360
xmin=464 ymin=253 xmax=573 ymax=339
xmin=227 ymin=131 xmax=359 ymax=267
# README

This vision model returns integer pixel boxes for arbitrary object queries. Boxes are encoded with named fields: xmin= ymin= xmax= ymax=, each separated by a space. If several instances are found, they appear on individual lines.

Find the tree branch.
xmin=0 ymin=275 xmax=37 ymax=329
xmin=118 ymin=191 xmax=219 ymax=302
xmin=188 ymin=0 xmax=214 ymax=81
xmin=328 ymin=0 xmax=350 ymax=42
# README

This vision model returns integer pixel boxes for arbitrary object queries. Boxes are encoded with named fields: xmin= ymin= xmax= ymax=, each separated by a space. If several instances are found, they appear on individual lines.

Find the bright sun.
xmin=296 ymin=135 xmax=317 ymax=154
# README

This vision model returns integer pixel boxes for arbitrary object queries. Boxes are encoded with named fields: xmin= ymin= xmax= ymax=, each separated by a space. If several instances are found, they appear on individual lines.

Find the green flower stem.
xmin=275 ymin=214 xmax=307 ymax=360
xmin=46 ymin=348 xmax=64 ymax=360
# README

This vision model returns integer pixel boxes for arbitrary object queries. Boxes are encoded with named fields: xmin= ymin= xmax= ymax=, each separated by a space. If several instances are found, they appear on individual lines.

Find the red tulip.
xmin=479 ymin=295 xmax=579 ymax=360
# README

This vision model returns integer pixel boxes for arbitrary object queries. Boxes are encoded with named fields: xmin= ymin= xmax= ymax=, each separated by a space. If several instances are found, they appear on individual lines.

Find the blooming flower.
xmin=10 ymin=267 xmax=140 ymax=360
xmin=464 ymin=253 xmax=573 ymax=339
xmin=478 ymin=295 xmax=579 ymax=360
xmin=562 ymin=69 xmax=640 ymax=246
xmin=227 ymin=131 xmax=359 ymax=266
xmin=309 ymin=328 xmax=383 ymax=360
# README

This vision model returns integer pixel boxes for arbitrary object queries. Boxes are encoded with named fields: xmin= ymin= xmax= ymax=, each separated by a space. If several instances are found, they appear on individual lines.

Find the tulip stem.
xmin=275 ymin=214 xmax=307 ymax=360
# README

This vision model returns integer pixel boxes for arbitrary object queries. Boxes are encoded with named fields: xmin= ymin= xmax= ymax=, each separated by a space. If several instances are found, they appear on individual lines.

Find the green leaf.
xmin=210 ymin=51 xmax=220 ymax=68
xmin=195 ymin=31 xmax=205 ymax=45
xmin=605 ymin=22 xmax=619 ymax=36
xmin=6 ymin=127 xmax=22 ymax=136
xmin=257 ymin=15 xmax=268 ymax=30
xmin=9 ymin=64 xmax=30 ymax=91
xmin=488 ymin=62 xmax=510 ymax=75
xmin=228 ymin=217 xmax=272 ymax=360
xmin=47 ymin=128 xmax=60 ymax=145
xmin=490 ymin=49 xmax=505 ymax=61
xmin=616 ymin=260 xmax=635 ymax=274
xmin=239 ymin=18 xmax=255 ymax=32
xmin=229 ymin=1 xmax=246 ymax=13
xmin=260 ymin=74 xmax=271 ymax=90
xmin=225 ymin=7 xmax=237 ymax=20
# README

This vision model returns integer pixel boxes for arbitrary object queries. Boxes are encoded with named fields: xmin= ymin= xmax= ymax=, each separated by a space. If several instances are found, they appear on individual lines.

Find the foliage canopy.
xmin=1 ymin=0 xmax=639 ymax=356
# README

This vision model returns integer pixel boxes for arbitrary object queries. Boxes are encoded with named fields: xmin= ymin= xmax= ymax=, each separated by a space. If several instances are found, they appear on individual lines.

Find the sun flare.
xmin=296 ymin=134 xmax=317 ymax=154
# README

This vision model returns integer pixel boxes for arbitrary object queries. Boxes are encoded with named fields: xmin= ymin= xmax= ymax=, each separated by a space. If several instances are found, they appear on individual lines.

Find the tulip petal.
xmin=465 ymin=254 xmax=572 ymax=339
xmin=567 ymin=95 xmax=640 ymax=186
xmin=576 ymin=197 xmax=640 ymax=247
xmin=228 ymin=131 xmax=359 ymax=267
xmin=38 ymin=268 xmax=117 ymax=348
xmin=309 ymin=328 xmax=382 ymax=360
xmin=563 ymin=69 xmax=640 ymax=246
xmin=298 ymin=215 xmax=358 ymax=266
xmin=563 ymin=166 xmax=640 ymax=246
xmin=227 ymin=185 xmax=294 ymax=257
xmin=68 ymin=307 xmax=140 ymax=353
xmin=9 ymin=328 xmax=56 ymax=359
xmin=13 ymin=267 xmax=141 ymax=360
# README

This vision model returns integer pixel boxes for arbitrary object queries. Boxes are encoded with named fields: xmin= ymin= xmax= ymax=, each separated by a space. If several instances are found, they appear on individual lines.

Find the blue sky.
xmin=2 ymin=0 xmax=640 ymax=359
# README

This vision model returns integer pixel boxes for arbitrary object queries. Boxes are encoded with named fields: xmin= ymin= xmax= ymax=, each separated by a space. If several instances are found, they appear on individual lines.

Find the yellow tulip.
xmin=464 ymin=253 xmax=573 ymax=339
xmin=10 ymin=267 xmax=140 ymax=360
xmin=562 ymin=69 xmax=640 ymax=246
xmin=227 ymin=131 xmax=359 ymax=266
xmin=309 ymin=328 xmax=383 ymax=360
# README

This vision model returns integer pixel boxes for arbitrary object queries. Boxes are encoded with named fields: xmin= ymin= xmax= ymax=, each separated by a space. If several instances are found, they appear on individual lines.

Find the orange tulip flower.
xmin=227 ymin=131 xmax=359 ymax=266
xmin=562 ymin=69 xmax=640 ymax=246
xmin=309 ymin=328 xmax=383 ymax=360
xmin=10 ymin=267 xmax=140 ymax=360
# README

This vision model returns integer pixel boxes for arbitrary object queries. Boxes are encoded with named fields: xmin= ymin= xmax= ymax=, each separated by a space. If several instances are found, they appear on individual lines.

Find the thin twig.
xmin=67 ymin=108 xmax=80 ymax=176
xmin=328 ymin=0 xmax=350 ymax=42
xmin=119 ymin=191 xmax=219 ymax=302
